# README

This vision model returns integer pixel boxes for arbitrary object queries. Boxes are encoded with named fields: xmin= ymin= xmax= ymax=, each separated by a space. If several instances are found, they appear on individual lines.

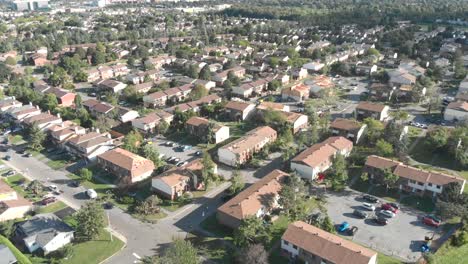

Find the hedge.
xmin=0 ymin=234 xmax=32 ymax=264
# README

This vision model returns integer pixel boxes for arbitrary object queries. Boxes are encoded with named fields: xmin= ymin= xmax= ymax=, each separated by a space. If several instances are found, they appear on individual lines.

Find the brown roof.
xmin=447 ymin=101 xmax=468 ymax=112
xmin=356 ymin=101 xmax=387 ymax=113
xmin=0 ymin=196 xmax=31 ymax=208
xmin=225 ymin=101 xmax=253 ymax=112
xmin=158 ymin=173 xmax=190 ymax=187
xmin=217 ymin=170 xmax=288 ymax=221
xmin=220 ymin=126 xmax=276 ymax=155
xmin=292 ymin=136 xmax=353 ymax=168
xmin=330 ymin=118 xmax=363 ymax=132
xmin=186 ymin=116 xmax=209 ymax=127
xmin=98 ymin=148 xmax=155 ymax=178
xmin=282 ymin=221 xmax=377 ymax=264
xmin=257 ymin=102 xmax=286 ymax=111
xmin=0 ymin=180 xmax=14 ymax=194
xmin=366 ymin=155 xmax=465 ymax=186
xmin=83 ymin=99 xmax=100 ymax=108
xmin=92 ymin=102 xmax=115 ymax=113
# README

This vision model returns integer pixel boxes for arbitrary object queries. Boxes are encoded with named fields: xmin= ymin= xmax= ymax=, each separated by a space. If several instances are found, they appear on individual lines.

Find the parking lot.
xmin=324 ymin=188 xmax=443 ymax=262
xmin=150 ymin=136 xmax=202 ymax=166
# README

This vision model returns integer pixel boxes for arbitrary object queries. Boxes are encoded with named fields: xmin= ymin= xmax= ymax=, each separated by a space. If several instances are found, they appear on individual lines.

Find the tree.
xmin=40 ymin=93 xmax=58 ymax=111
xmin=360 ymin=172 xmax=369 ymax=182
xmin=156 ymin=120 xmax=169 ymax=135
xmin=74 ymin=71 xmax=88 ymax=83
xmin=390 ymin=110 xmax=409 ymax=121
xmin=0 ymin=63 xmax=11 ymax=82
xmin=5 ymin=56 xmax=16 ymax=66
xmin=74 ymin=94 xmax=82 ymax=108
xmin=198 ymin=65 xmax=211 ymax=80
xmin=0 ymin=220 xmax=15 ymax=238
xmin=234 ymin=217 xmax=271 ymax=247
xmin=427 ymin=127 xmax=449 ymax=150
xmin=189 ymin=84 xmax=208 ymax=100
xmin=27 ymin=180 xmax=44 ymax=195
xmin=134 ymin=195 xmax=161 ymax=215
xmin=161 ymin=239 xmax=200 ymax=264
xmin=123 ymin=130 xmax=143 ymax=153
xmin=321 ymin=216 xmax=335 ymax=233
xmin=228 ymin=170 xmax=245 ymax=195
xmin=79 ymin=168 xmax=92 ymax=181
xmin=382 ymin=168 xmax=399 ymax=191
xmin=328 ymin=154 xmax=348 ymax=190
xmin=376 ymin=139 xmax=394 ymax=157
xmin=141 ymin=144 xmax=164 ymax=167
xmin=363 ymin=118 xmax=384 ymax=144
xmin=236 ymin=244 xmax=268 ymax=264
xmin=279 ymin=174 xmax=308 ymax=220
xmin=28 ymin=123 xmax=46 ymax=151
xmin=75 ymin=201 xmax=106 ymax=240
xmin=201 ymin=152 xmax=217 ymax=190
xmin=49 ymin=66 xmax=69 ymax=86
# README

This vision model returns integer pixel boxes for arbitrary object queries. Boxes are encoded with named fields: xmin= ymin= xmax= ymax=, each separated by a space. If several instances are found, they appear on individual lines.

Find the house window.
xmin=436 ymin=185 xmax=441 ymax=189
xmin=292 ymin=245 xmax=297 ymax=250
xmin=418 ymin=182 xmax=424 ymax=186
xmin=284 ymin=240 xmax=289 ymax=246
xmin=428 ymin=183 xmax=433 ymax=187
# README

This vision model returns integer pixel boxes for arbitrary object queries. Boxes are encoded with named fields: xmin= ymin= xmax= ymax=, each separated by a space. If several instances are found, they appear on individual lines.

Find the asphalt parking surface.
xmin=324 ymin=188 xmax=443 ymax=262
xmin=151 ymin=137 xmax=202 ymax=165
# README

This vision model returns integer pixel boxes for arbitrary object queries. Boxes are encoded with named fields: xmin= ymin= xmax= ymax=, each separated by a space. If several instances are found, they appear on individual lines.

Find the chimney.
xmin=95 ymin=128 xmax=100 ymax=134
xmin=57 ymin=113 xmax=61 ymax=118
xmin=74 ymin=126 xmax=79 ymax=133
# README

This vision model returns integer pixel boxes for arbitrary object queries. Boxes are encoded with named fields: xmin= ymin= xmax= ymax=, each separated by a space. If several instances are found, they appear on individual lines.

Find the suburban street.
xmin=1 ymin=145 xmax=230 ymax=264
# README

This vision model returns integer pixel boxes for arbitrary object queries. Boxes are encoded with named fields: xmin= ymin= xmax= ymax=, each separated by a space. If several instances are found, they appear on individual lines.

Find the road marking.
xmin=132 ymin=253 xmax=141 ymax=259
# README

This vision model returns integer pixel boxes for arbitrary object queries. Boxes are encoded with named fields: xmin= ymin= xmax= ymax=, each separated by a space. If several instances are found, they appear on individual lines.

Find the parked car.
xmin=338 ymin=221 xmax=349 ymax=232
xmin=361 ymin=202 xmax=376 ymax=211
xmin=70 ymin=181 xmax=80 ymax=188
xmin=5 ymin=170 xmax=15 ymax=176
xmin=379 ymin=210 xmax=396 ymax=218
xmin=41 ymin=196 xmax=57 ymax=205
xmin=346 ymin=226 xmax=358 ymax=236
xmin=167 ymin=156 xmax=177 ymax=162
xmin=373 ymin=217 xmax=389 ymax=225
xmin=381 ymin=203 xmax=398 ymax=213
xmin=165 ymin=141 xmax=173 ymax=146
xmin=177 ymin=161 xmax=188 ymax=167
xmin=422 ymin=215 xmax=442 ymax=227
xmin=389 ymin=203 xmax=400 ymax=210
xmin=353 ymin=209 xmax=368 ymax=219
xmin=24 ymin=153 xmax=33 ymax=158
xmin=86 ymin=189 xmax=98 ymax=199
xmin=48 ymin=185 xmax=59 ymax=192
xmin=195 ymin=151 xmax=202 ymax=156
xmin=4 ymin=155 xmax=11 ymax=161
xmin=103 ymin=202 xmax=114 ymax=210
xmin=362 ymin=195 xmax=379 ymax=203
xmin=171 ymin=158 xmax=180 ymax=164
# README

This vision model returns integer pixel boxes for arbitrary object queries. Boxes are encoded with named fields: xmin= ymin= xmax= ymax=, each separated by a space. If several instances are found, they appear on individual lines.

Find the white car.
xmin=362 ymin=202 xmax=376 ymax=211
xmin=86 ymin=189 xmax=98 ymax=199
xmin=379 ymin=210 xmax=396 ymax=218
xmin=48 ymin=185 xmax=59 ymax=192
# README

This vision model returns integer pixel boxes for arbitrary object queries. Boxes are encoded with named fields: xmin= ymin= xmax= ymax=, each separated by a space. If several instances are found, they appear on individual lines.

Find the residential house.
xmin=232 ymin=79 xmax=269 ymax=98
xmin=444 ymin=101 xmax=468 ymax=122
xmin=355 ymin=102 xmax=390 ymax=121
xmin=143 ymin=91 xmax=168 ymax=108
xmin=97 ymin=66 xmax=113 ymax=80
xmin=281 ymin=83 xmax=310 ymax=102
xmin=364 ymin=155 xmax=466 ymax=196
xmin=152 ymin=159 xmax=216 ymax=200
xmin=217 ymin=170 xmax=289 ymax=229
xmin=369 ymin=83 xmax=394 ymax=101
xmin=224 ymin=101 xmax=256 ymax=121
xmin=165 ymin=94 xmax=221 ymax=114
xmin=282 ymin=111 xmax=308 ymax=133
xmin=212 ymin=66 xmax=246 ymax=85
xmin=388 ymin=69 xmax=417 ymax=88
xmin=49 ymin=122 xmax=86 ymax=147
xmin=14 ymin=214 xmax=74 ymax=255
xmin=0 ymin=180 xmax=31 ymax=222
xmin=97 ymin=148 xmax=155 ymax=184
xmin=218 ymin=126 xmax=277 ymax=167
xmin=131 ymin=111 xmax=173 ymax=134
xmin=22 ymin=113 xmax=63 ymax=131
xmin=0 ymin=98 xmax=22 ymax=112
xmin=83 ymin=99 xmax=115 ymax=117
xmin=86 ymin=68 xmax=101 ymax=82
xmin=5 ymin=105 xmax=41 ymax=122
xmin=111 ymin=64 xmax=130 ymax=77
xmin=116 ymin=107 xmax=139 ymax=123
xmin=291 ymin=68 xmax=308 ymax=80
xmin=291 ymin=136 xmax=353 ymax=180
xmin=134 ymin=82 xmax=154 ymax=94
xmin=94 ymin=79 xmax=127 ymax=93
xmin=257 ymin=102 xmax=290 ymax=112
xmin=46 ymin=88 xmax=76 ymax=107
xmin=307 ymin=75 xmax=334 ymax=97
xmin=65 ymin=132 xmax=115 ymax=161
xmin=185 ymin=116 xmax=230 ymax=144
xmin=330 ymin=118 xmax=367 ymax=144
xmin=281 ymin=221 xmax=377 ymax=264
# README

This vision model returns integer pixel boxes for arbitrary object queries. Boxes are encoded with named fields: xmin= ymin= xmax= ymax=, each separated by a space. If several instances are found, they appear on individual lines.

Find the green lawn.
xmin=67 ymin=173 xmax=114 ymax=196
xmin=199 ymin=213 xmax=233 ymax=240
xmin=351 ymin=179 xmax=372 ymax=193
xmin=46 ymin=159 xmax=69 ymax=170
xmin=188 ymin=235 xmax=234 ymax=264
xmin=9 ymin=134 xmax=25 ymax=145
xmin=3 ymin=175 xmax=44 ymax=202
xmin=269 ymin=249 xmax=290 ymax=264
xmin=36 ymin=201 xmax=68 ymax=214
xmin=400 ymin=195 xmax=435 ymax=213
xmin=267 ymin=215 xmax=290 ymax=249
xmin=369 ymin=185 xmax=399 ymax=203
xmin=377 ymin=253 xmax=403 ymax=264
xmin=63 ymin=231 xmax=124 ymax=264
xmin=431 ymin=241 xmax=468 ymax=264
xmin=160 ymin=199 xmax=191 ymax=212
xmin=133 ymin=211 xmax=167 ymax=223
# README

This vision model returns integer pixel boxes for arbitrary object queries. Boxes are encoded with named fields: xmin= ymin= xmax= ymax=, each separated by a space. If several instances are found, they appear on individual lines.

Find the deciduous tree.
xmin=75 ymin=201 xmax=106 ymax=240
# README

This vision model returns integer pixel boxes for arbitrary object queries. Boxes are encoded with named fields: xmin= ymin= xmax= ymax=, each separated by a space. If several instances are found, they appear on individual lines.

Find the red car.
xmin=41 ymin=197 xmax=56 ymax=205
xmin=423 ymin=216 xmax=441 ymax=227
xmin=381 ymin=203 xmax=398 ymax=213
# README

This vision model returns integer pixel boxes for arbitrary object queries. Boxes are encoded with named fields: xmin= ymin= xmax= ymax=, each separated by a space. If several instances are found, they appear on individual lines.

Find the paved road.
xmin=2 ymin=147 xmax=230 ymax=264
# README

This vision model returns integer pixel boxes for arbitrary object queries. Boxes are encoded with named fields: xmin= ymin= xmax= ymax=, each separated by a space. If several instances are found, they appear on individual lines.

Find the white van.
xmin=86 ymin=189 xmax=98 ymax=199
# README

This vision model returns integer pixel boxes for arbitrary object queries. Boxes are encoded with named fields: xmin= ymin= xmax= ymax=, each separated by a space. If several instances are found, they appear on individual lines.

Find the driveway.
xmin=323 ymin=188 xmax=443 ymax=262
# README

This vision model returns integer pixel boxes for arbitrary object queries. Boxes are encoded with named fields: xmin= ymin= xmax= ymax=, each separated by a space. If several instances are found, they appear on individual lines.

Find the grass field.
xmin=431 ymin=241 xmax=468 ymax=264
xmin=63 ymin=231 xmax=124 ymax=264
xmin=36 ymin=201 xmax=68 ymax=214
